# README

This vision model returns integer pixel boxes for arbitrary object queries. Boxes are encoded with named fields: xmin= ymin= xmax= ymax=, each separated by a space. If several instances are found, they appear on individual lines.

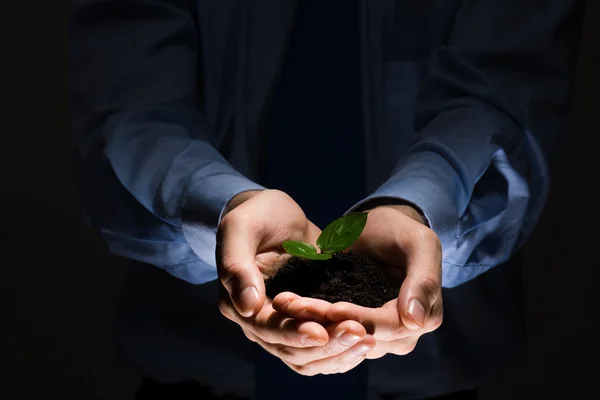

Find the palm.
xmin=255 ymin=249 xmax=291 ymax=278
xmin=255 ymin=222 xmax=322 ymax=278
xmin=351 ymin=216 xmax=409 ymax=288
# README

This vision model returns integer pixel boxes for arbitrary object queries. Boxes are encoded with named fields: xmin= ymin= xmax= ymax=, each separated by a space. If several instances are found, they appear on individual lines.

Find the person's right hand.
xmin=217 ymin=189 xmax=375 ymax=375
xmin=217 ymin=189 xmax=320 ymax=317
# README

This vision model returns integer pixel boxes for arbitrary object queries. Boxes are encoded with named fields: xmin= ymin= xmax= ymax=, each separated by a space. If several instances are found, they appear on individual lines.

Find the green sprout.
xmin=282 ymin=212 xmax=368 ymax=260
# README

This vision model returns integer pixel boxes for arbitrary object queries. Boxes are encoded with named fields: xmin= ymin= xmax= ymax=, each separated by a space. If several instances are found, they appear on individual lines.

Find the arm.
xmin=67 ymin=0 xmax=264 ymax=283
xmin=352 ymin=0 xmax=583 ymax=287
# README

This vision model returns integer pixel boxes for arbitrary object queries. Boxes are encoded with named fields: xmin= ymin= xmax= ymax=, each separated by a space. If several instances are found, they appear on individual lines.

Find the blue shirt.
xmin=67 ymin=1 xmax=581 ymax=398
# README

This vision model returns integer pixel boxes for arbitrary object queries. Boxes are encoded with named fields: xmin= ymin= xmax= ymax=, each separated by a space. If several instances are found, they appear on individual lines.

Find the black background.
xmin=1 ymin=1 xmax=599 ymax=399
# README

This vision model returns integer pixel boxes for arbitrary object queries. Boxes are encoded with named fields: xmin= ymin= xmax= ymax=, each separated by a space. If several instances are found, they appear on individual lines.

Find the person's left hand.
xmin=273 ymin=203 xmax=443 ymax=359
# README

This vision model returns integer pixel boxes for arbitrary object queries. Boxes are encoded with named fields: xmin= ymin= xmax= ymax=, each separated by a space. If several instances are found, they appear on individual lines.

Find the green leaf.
xmin=282 ymin=241 xmax=332 ymax=260
xmin=317 ymin=212 xmax=368 ymax=254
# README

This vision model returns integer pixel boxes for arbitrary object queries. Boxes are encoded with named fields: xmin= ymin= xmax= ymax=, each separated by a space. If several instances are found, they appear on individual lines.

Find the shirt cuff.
xmin=347 ymin=150 xmax=462 ymax=259
xmin=181 ymin=169 xmax=266 ymax=268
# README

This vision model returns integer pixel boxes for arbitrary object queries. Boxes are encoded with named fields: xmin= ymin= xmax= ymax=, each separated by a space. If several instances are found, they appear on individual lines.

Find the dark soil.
xmin=265 ymin=251 xmax=397 ymax=308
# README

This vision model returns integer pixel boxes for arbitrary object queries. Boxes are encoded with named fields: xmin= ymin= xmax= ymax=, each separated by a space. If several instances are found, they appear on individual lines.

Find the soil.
xmin=265 ymin=251 xmax=397 ymax=308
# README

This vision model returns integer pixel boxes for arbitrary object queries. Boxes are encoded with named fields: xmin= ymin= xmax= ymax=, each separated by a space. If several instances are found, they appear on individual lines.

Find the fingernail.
xmin=349 ymin=344 xmax=371 ymax=357
xmin=303 ymin=336 xmax=326 ymax=346
xmin=338 ymin=332 xmax=362 ymax=346
xmin=279 ymin=298 xmax=294 ymax=311
xmin=239 ymin=286 xmax=259 ymax=316
xmin=408 ymin=299 xmax=426 ymax=326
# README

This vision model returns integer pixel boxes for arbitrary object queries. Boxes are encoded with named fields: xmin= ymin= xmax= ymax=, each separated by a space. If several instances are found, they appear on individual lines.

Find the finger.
xmin=270 ymin=292 xmax=301 ymax=312
xmin=317 ymin=320 xmax=367 ymax=362
xmin=305 ymin=221 xmax=322 ymax=246
xmin=241 ymin=327 xmax=258 ymax=343
xmin=423 ymin=296 xmax=443 ymax=334
xmin=219 ymin=296 xmax=329 ymax=347
xmin=365 ymin=336 xmax=419 ymax=359
xmin=397 ymin=227 xmax=442 ymax=330
xmin=286 ymin=335 xmax=375 ymax=376
xmin=245 ymin=320 xmax=367 ymax=366
xmin=349 ymin=207 xmax=442 ymax=331
xmin=272 ymin=293 xmax=333 ymax=324
xmin=325 ymin=300 xmax=410 ymax=341
xmin=217 ymin=214 xmax=265 ymax=318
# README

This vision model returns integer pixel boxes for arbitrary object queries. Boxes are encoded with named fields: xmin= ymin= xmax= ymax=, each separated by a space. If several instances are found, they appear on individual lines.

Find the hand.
xmin=217 ymin=189 xmax=375 ymax=374
xmin=274 ymin=204 xmax=443 ymax=359
xmin=232 ymin=294 xmax=376 ymax=376
xmin=218 ymin=189 xmax=320 ymax=316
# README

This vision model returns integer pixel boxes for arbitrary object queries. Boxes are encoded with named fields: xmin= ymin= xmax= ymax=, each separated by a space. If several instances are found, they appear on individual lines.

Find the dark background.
xmin=1 ymin=1 xmax=598 ymax=399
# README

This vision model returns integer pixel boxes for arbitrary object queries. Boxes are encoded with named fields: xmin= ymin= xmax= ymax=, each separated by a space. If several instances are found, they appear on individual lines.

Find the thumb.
xmin=305 ymin=221 xmax=322 ymax=246
xmin=217 ymin=217 xmax=266 ymax=318
xmin=397 ymin=236 xmax=442 ymax=330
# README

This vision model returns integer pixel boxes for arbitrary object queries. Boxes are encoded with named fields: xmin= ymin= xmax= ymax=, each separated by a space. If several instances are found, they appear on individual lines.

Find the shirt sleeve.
xmin=350 ymin=0 xmax=583 ymax=287
xmin=67 ymin=0 xmax=264 ymax=284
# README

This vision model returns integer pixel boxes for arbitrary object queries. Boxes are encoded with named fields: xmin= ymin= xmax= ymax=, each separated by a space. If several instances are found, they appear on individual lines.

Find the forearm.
xmin=350 ymin=115 xmax=532 ymax=287
xmin=68 ymin=0 xmax=264 ymax=280
xmin=350 ymin=0 xmax=582 ymax=287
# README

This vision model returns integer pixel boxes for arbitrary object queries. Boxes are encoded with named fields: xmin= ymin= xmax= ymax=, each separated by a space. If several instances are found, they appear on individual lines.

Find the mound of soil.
xmin=265 ymin=251 xmax=397 ymax=308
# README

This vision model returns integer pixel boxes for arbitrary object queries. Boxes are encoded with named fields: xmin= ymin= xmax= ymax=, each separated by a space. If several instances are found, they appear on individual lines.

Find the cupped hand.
xmin=216 ymin=189 xmax=375 ymax=374
xmin=217 ymin=189 xmax=321 ymax=317
xmin=221 ymin=293 xmax=375 ymax=376
xmin=273 ymin=203 xmax=443 ymax=359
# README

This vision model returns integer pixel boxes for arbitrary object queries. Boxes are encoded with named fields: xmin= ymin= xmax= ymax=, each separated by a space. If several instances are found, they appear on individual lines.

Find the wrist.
xmin=359 ymin=198 xmax=428 ymax=227
xmin=223 ymin=190 xmax=263 ymax=217
xmin=378 ymin=204 xmax=426 ymax=226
